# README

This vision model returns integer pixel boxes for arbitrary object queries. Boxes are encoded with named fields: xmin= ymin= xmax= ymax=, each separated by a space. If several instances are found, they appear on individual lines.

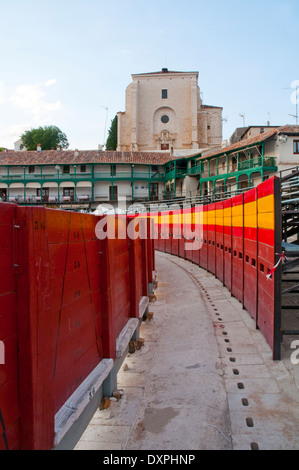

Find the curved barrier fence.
xmin=0 ymin=176 xmax=281 ymax=450
xmin=0 ymin=205 xmax=154 ymax=450
xmin=152 ymin=176 xmax=282 ymax=361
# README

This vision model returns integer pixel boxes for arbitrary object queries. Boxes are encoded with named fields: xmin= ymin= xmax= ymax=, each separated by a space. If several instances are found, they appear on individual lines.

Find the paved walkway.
xmin=75 ymin=251 xmax=299 ymax=450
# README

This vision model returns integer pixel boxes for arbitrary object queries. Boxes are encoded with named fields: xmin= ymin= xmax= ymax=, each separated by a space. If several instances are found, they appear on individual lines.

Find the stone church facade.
xmin=117 ymin=68 xmax=223 ymax=154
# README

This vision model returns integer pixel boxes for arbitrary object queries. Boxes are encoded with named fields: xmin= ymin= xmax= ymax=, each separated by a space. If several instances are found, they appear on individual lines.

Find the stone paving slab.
xmin=75 ymin=251 xmax=299 ymax=451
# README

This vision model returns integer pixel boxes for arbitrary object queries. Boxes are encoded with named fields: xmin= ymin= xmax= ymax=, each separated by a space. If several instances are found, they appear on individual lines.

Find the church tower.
xmin=117 ymin=68 xmax=223 ymax=154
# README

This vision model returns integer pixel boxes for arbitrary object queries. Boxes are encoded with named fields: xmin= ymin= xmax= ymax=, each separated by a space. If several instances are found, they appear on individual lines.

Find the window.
xmin=80 ymin=165 xmax=86 ymax=173
xmin=151 ymin=165 xmax=158 ymax=172
xmin=29 ymin=166 xmax=35 ymax=173
xmin=109 ymin=186 xmax=118 ymax=201
xmin=294 ymin=140 xmax=299 ymax=154
xmin=110 ymin=165 xmax=116 ymax=176
xmin=162 ymin=89 xmax=168 ymax=99
xmin=161 ymin=115 xmax=169 ymax=123
xmin=63 ymin=165 xmax=70 ymax=174
xmin=63 ymin=188 xmax=74 ymax=201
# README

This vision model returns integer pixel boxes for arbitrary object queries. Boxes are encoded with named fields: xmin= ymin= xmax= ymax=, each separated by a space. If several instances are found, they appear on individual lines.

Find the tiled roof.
xmin=1 ymin=125 xmax=298 ymax=167
xmin=199 ymin=125 xmax=299 ymax=160
xmin=0 ymin=150 xmax=174 ymax=166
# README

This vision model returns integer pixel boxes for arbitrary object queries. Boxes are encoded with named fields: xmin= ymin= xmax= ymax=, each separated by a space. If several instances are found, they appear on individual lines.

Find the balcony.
xmin=0 ymin=170 xmax=165 ymax=183
xmin=187 ymin=156 xmax=277 ymax=180
xmin=165 ymin=168 xmax=187 ymax=181
xmin=238 ymin=156 xmax=277 ymax=171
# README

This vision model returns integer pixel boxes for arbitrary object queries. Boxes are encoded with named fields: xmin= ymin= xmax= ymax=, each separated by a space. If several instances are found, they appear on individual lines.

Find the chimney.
xmin=37 ymin=143 xmax=42 ymax=152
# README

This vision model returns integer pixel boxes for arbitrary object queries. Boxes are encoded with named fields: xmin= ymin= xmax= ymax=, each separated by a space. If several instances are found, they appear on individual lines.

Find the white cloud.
xmin=10 ymin=79 xmax=62 ymax=120
xmin=45 ymin=79 xmax=57 ymax=87
xmin=0 ymin=124 xmax=30 ymax=148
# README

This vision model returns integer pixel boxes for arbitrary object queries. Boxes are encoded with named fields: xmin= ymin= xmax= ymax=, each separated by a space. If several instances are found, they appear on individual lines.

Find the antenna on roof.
xmin=239 ymin=114 xmax=246 ymax=127
xmin=101 ymin=106 xmax=109 ymax=149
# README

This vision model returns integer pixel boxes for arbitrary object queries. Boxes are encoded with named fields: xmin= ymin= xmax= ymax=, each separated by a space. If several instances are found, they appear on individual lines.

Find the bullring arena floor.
xmin=75 ymin=251 xmax=299 ymax=451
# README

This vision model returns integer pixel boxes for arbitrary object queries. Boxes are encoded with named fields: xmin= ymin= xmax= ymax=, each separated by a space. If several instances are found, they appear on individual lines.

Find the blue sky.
xmin=0 ymin=0 xmax=298 ymax=149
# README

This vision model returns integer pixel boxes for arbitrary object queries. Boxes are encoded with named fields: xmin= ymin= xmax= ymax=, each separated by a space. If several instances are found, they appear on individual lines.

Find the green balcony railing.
xmin=238 ymin=156 xmax=277 ymax=171
xmin=0 ymin=170 xmax=166 ymax=183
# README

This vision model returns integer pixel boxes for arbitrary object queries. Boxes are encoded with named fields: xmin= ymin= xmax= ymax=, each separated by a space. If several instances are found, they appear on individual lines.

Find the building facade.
xmin=1 ymin=126 xmax=298 ymax=208
xmin=117 ymin=69 xmax=223 ymax=153
xmin=0 ymin=151 xmax=169 ymax=208
xmin=164 ymin=125 xmax=299 ymax=199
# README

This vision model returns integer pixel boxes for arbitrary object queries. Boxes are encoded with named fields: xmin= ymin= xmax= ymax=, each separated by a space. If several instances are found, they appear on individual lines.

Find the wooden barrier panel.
xmin=243 ymin=188 xmax=258 ymax=322
xmin=0 ymin=203 xmax=155 ymax=450
xmin=178 ymin=209 xmax=185 ymax=259
xmin=257 ymin=178 xmax=281 ymax=358
xmin=199 ymin=206 xmax=208 ymax=271
xmin=192 ymin=205 xmax=202 ymax=266
xmin=164 ymin=211 xmax=172 ymax=254
xmin=153 ymin=177 xmax=281 ymax=359
xmin=128 ymin=217 xmax=148 ymax=319
xmin=215 ymin=201 xmax=224 ymax=283
xmin=15 ymin=207 xmax=105 ymax=449
xmin=231 ymin=194 xmax=244 ymax=304
xmin=147 ymin=217 xmax=155 ymax=284
xmin=158 ymin=212 xmax=166 ymax=252
xmin=223 ymin=198 xmax=232 ymax=291
xmin=207 ymin=203 xmax=216 ymax=275
xmin=183 ymin=207 xmax=194 ymax=262
xmin=171 ymin=210 xmax=181 ymax=257
xmin=0 ymin=203 xmax=20 ymax=450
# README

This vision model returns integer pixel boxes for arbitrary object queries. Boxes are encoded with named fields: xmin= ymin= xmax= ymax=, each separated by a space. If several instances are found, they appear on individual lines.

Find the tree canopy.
xmin=20 ymin=125 xmax=69 ymax=151
xmin=105 ymin=115 xmax=117 ymax=150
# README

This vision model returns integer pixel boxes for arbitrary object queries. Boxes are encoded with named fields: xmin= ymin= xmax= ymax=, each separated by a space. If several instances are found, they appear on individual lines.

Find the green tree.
xmin=105 ymin=115 xmax=117 ymax=150
xmin=20 ymin=125 xmax=69 ymax=151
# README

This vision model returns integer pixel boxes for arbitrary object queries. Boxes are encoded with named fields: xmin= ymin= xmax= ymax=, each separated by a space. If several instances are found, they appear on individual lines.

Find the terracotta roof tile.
xmin=199 ymin=125 xmax=299 ymax=160
xmin=0 ymin=150 xmax=175 ymax=166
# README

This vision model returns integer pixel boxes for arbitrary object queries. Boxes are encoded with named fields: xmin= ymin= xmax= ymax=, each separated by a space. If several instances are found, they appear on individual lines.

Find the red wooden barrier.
xmin=215 ymin=201 xmax=224 ymax=283
xmin=15 ymin=207 xmax=105 ymax=449
xmin=256 ymin=178 xmax=281 ymax=357
xmin=164 ymin=211 xmax=172 ymax=254
xmin=0 ymin=203 xmax=20 ymax=450
xmin=158 ymin=212 xmax=166 ymax=252
xmin=207 ymin=203 xmax=216 ymax=275
xmin=243 ymin=188 xmax=258 ymax=321
xmin=171 ymin=210 xmax=180 ymax=257
xmin=128 ymin=217 xmax=148 ymax=318
xmin=199 ymin=206 xmax=208 ymax=271
xmin=178 ymin=209 xmax=185 ymax=259
xmin=184 ymin=207 xmax=194 ymax=262
xmin=231 ymin=194 xmax=244 ymax=304
xmin=192 ymin=205 xmax=202 ymax=266
xmin=154 ymin=177 xmax=281 ymax=360
xmin=223 ymin=198 xmax=232 ymax=291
